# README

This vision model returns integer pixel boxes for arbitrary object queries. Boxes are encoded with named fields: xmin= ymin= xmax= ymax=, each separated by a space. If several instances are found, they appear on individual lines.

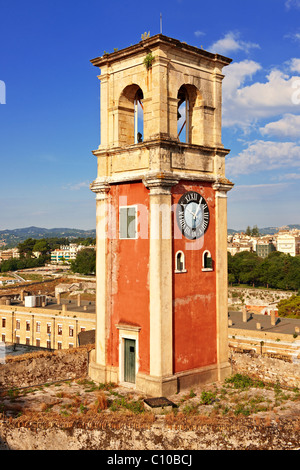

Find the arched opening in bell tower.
xmin=134 ymin=88 xmax=144 ymax=144
xmin=177 ymin=84 xmax=203 ymax=145
xmin=177 ymin=85 xmax=189 ymax=143
xmin=118 ymin=84 xmax=144 ymax=146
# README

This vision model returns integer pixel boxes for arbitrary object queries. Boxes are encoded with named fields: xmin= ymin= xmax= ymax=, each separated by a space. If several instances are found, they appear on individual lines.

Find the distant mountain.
xmin=228 ymin=224 xmax=300 ymax=235
xmin=0 ymin=226 xmax=96 ymax=247
xmin=1 ymin=224 xmax=300 ymax=248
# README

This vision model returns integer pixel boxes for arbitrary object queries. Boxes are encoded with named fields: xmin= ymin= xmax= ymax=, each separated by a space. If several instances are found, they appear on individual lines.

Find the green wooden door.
xmin=124 ymin=339 xmax=136 ymax=383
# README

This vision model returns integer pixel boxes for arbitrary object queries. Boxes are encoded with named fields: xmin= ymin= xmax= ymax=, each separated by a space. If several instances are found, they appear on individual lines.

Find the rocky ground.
xmin=1 ymin=359 xmax=300 ymax=450
xmin=1 ymin=371 xmax=300 ymax=423
xmin=228 ymin=286 xmax=293 ymax=309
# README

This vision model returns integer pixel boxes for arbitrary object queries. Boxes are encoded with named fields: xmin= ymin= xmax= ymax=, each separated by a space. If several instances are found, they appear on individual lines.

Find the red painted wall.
xmin=106 ymin=182 xmax=150 ymax=375
xmin=106 ymin=179 xmax=217 ymax=378
xmin=172 ymin=181 xmax=217 ymax=373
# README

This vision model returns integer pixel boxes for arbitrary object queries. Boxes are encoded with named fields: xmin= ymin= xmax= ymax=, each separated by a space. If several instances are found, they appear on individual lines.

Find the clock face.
xmin=176 ymin=191 xmax=210 ymax=240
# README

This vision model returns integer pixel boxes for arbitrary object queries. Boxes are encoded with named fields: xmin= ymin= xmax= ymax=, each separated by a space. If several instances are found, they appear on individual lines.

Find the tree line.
xmin=16 ymin=237 xmax=95 ymax=257
xmin=0 ymin=237 xmax=96 ymax=274
xmin=228 ymin=250 xmax=300 ymax=292
xmin=2 ymin=237 xmax=300 ymax=292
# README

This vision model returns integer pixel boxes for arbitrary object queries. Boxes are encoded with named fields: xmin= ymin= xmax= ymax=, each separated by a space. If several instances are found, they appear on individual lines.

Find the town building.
xmin=50 ymin=244 xmax=90 ymax=264
xmin=89 ymin=35 xmax=233 ymax=395
xmin=276 ymin=232 xmax=300 ymax=257
xmin=0 ymin=248 xmax=20 ymax=262
xmin=0 ymin=294 xmax=95 ymax=350
xmin=256 ymin=239 xmax=276 ymax=258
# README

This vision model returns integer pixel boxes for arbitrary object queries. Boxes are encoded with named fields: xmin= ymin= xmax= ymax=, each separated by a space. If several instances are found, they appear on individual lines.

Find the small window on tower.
xmin=202 ymin=250 xmax=213 ymax=271
xmin=175 ymin=251 xmax=187 ymax=273
xmin=119 ymin=206 xmax=137 ymax=239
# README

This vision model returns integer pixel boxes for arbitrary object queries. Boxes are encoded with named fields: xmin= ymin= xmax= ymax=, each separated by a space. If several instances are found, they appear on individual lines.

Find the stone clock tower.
xmin=89 ymin=35 xmax=233 ymax=396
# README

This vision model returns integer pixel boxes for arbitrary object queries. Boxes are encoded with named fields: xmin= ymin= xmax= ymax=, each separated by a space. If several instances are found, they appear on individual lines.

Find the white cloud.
xmin=226 ymin=140 xmax=300 ymax=176
xmin=229 ymin=182 xmax=290 ymax=200
xmin=63 ymin=181 xmax=90 ymax=191
xmin=277 ymin=172 xmax=300 ymax=180
xmin=285 ymin=0 xmax=300 ymax=9
xmin=194 ymin=30 xmax=205 ymax=37
xmin=260 ymin=113 xmax=300 ymax=138
xmin=290 ymin=58 xmax=300 ymax=73
xmin=223 ymin=60 xmax=262 ymax=97
xmin=284 ymin=32 xmax=300 ymax=43
xmin=209 ymin=32 xmax=259 ymax=55
xmin=223 ymin=61 xmax=300 ymax=128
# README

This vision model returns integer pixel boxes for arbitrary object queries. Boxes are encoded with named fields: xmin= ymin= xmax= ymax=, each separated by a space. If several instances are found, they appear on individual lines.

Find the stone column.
xmin=270 ymin=310 xmax=276 ymax=326
xmin=212 ymin=70 xmax=225 ymax=148
xmin=142 ymin=174 xmax=178 ymax=395
xmin=89 ymin=180 xmax=110 ymax=383
xmin=213 ymin=181 xmax=233 ymax=381
xmin=150 ymin=57 xmax=170 ymax=139
xmin=98 ymin=67 xmax=109 ymax=148
xmin=242 ymin=307 xmax=247 ymax=323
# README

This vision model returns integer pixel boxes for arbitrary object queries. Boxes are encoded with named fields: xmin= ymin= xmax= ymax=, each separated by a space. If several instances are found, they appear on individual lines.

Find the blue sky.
xmin=0 ymin=0 xmax=300 ymax=231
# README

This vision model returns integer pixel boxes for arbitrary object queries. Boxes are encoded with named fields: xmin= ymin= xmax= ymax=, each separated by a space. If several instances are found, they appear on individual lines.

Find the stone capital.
xmin=90 ymin=180 xmax=110 ymax=200
xmin=143 ymin=172 xmax=179 ymax=196
xmin=213 ymin=178 xmax=234 ymax=197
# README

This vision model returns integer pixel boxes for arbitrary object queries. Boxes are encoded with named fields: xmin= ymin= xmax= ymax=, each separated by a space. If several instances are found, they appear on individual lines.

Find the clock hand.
xmin=186 ymin=207 xmax=195 ymax=217
xmin=195 ymin=201 xmax=203 ymax=218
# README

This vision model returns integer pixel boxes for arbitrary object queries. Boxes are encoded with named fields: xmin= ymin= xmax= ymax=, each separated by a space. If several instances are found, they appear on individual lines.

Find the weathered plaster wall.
xmin=172 ymin=181 xmax=217 ymax=373
xmin=0 ymin=347 xmax=91 ymax=390
xmin=1 ymin=414 xmax=300 ymax=450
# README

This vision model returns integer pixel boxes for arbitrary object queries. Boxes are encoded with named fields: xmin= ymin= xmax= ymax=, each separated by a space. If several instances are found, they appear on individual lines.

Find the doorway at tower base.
xmin=88 ymin=353 xmax=231 ymax=396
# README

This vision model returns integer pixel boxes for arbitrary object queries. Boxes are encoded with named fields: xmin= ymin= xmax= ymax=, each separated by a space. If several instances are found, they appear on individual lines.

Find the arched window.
xmin=177 ymin=84 xmax=203 ymax=145
xmin=134 ymin=88 xmax=144 ymax=144
xmin=202 ymin=250 xmax=213 ymax=271
xmin=175 ymin=251 xmax=187 ymax=273
xmin=118 ymin=84 xmax=144 ymax=146
xmin=177 ymin=86 xmax=189 ymax=143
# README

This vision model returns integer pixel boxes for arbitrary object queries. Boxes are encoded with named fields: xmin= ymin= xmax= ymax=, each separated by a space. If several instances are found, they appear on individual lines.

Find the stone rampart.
xmin=0 ymin=346 xmax=92 ymax=390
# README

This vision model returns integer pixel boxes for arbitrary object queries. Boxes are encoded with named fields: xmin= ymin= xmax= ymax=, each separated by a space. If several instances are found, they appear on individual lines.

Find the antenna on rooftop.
xmin=160 ymin=13 xmax=162 ymax=34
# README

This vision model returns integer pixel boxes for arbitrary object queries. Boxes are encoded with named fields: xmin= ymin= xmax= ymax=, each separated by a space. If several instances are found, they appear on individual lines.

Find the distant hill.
xmin=0 ymin=226 xmax=96 ymax=247
xmin=1 ymin=224 xmax=300 ymax=248
xmin=228 ymin=224 xmax=300 ymax=235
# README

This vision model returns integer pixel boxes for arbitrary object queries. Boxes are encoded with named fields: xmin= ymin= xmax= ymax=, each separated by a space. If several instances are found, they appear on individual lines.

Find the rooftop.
xmin=228 ymin=310 xmax=300 ymax=336
xmin=0 ymin=298 xmax=96 ymax=315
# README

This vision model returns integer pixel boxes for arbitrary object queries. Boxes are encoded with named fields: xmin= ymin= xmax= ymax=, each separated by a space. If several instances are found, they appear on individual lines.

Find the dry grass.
xmin=90 ymin=392 xmax=108 ymax=413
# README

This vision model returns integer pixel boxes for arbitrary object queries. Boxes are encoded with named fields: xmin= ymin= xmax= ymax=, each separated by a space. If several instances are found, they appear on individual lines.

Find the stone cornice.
xmin=90 ymin=34 xmax=232 ymax=69
xmin=92 ymin=139 xmax=230 ymax=158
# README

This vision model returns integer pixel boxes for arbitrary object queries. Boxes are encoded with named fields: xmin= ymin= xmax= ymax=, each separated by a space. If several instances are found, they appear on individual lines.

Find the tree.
xmin=18 ymin=238 xmax=36 ymax=257
xmin=277 ymin=296 xmax=300 ymax=319
xmin=229 ymin=251 xmax=261 ymax=286
xmin=251 ymin=225 xmax=260 ymax=237
xmin=32 ymin=239 xmax=50 ymax=255
xmin=70 ymin=249 xmax=96 ymax=275
xmin=259 ymin=252 xmax=291 ymax=290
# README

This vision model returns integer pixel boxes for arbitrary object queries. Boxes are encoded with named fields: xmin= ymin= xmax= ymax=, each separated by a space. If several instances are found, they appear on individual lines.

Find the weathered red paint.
xmin=172 ymin=181 xmax=217 ymax=373
xmin=106 ymin=182 xmax=150 ymax=375
xmin=105 ymin=180 xmax=217 ymax=378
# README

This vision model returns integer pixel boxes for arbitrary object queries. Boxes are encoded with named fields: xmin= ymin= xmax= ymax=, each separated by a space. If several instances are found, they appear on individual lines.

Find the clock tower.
xmin=89 ymin=35 xmax=233 ymax=396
